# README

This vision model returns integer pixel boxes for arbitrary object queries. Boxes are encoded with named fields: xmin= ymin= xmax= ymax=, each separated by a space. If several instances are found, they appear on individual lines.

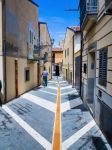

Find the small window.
xmin=84 ymin=63 xmax=87 ymax=74
xmin=67 ymin=48 xmax=69 ymax=56
xmin=49 ymin=67 xmax=50 ymax=73
xmin=65 ymin=50 xmax=66 ymax=58
xmin=25 ymin=68 xmax=30 ymax=82
xmin=32 ymin=32 xmax=33 ymax=44
xmin=30 ymin=31 xmax=31 ymax=43
xmin=99 ymin=48 xmax=108 ymax=87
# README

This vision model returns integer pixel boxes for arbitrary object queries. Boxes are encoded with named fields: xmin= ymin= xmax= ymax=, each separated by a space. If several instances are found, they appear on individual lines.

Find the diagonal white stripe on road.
xmin=39 ymin=90 xmax=57 ymax=96
xmin=47 ymin=86 xmax=58 ymax=90
xmin=62 ymin=120 xmax=96 ymax=150
xmin=61 ymin=85 xmax=72 ymax=90
xmin=2 ymin=105 xmax=52 ymax=150
xmin=21 ymin=93 xmax=56 ymax=113
xmin=61 ymin=98 xmax=83 ymax=113
xmin=61 ymin=90 xmax=78 ymax=96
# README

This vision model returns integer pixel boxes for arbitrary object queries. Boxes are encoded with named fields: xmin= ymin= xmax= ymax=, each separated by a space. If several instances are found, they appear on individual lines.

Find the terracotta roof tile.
xmin=52 ymin=48 xmax=63 ymax=52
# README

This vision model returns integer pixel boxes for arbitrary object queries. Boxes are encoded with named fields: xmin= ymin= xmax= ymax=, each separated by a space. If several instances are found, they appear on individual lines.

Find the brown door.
xmin=15 ymin=60 xmax=18 ymax=97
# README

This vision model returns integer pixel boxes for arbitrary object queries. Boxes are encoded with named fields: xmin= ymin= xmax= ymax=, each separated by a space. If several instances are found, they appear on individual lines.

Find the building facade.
xmin=63 ymin=27 xmax=81 ymax=89
xmin=38 ymin=22 xmax=52 ymax=84
xmin=0 ymin=0 xmax=39 ymax=103
xmin=80 ymin=0 xmax=112 ymax=146
xmin=52 ymin=48 xmax=63 ymax=75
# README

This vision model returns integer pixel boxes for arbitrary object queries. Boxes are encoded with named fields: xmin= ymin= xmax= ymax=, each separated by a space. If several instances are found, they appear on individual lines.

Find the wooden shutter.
xmin=99 ymin=48 xmax=108 ymax=87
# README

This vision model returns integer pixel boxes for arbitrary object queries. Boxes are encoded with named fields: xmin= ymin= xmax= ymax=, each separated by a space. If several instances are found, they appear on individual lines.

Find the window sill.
xmin=96 ymin=84 xmax=107 ymax=93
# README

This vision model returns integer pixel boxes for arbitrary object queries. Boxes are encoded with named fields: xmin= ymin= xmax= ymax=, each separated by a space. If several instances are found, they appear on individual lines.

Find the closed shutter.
xmin=99 ymin=48 xmax=108 ymax=87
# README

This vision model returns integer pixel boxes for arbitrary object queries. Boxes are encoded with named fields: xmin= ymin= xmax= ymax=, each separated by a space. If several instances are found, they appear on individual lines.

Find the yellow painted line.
xmin=52 ymin=82 xmax=61 ymax=150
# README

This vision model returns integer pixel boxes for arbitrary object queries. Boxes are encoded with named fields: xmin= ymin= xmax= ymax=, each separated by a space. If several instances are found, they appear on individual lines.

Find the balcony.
xmin=80 ymin=0 xmax=98 ymax=31
xmin=27 ymin=45 xmax=40 ymax=62
xmin=105 ymin=0 xmax=112 ymax=14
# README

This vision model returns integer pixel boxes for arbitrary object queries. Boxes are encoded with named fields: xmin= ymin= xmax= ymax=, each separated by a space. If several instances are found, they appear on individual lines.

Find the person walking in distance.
xmin=42 ymin=67 xmax=48 ymax=87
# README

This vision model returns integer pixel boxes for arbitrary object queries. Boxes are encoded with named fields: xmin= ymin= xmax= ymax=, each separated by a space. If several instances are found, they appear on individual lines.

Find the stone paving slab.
xmin=0 ymin=108 xmax=44 ymax=150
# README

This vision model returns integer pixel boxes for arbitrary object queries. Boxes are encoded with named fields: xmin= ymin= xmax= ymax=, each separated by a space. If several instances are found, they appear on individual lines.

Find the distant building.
xmin=52 ymin=48 xmax=63 ymax=75
xmin=38 ymin=22 xmax=52 ymax=84
xmin=52 ymin=48 xmax=63 ymax=64
xmin=63 ymin=26 xmax=81 ymax=89
xmin=0 ymin=0 xmax=39 ymax=102
xmin=80 ymin=0 xmax=112 ymax=146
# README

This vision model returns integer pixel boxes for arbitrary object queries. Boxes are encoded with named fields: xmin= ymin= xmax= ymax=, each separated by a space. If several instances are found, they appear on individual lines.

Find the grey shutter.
xmin=99 ymin=48 xmax=108 ymax=87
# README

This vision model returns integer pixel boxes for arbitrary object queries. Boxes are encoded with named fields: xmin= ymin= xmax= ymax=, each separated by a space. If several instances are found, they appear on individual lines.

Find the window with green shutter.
xmin=99 ymin=48 xmax=108 ymax=87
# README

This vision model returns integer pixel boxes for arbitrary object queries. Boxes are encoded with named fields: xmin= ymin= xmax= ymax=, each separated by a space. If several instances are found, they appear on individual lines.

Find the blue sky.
xmin=34 ymin=0 xmax=80 ymax=47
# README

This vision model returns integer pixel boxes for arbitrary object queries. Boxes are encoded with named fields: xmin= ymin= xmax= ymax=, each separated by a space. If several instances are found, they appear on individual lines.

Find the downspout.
xmin=2 ymin=0 xmax=7 ymax=103
xmin=38 ymin=22 xmax=40 ymax=85
xmin=80 ymin=8 xmax=83 ymax=98
xmin=72 ymin=34 xmax=75 ymax=88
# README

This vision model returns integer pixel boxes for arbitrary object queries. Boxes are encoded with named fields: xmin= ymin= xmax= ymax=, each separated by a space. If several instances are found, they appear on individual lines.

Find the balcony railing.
xmin=105 ymin=0 xmax=112 ymax=13
xmin=80 ymin=0 xmax=98 ymax=26
xmin=27 ymin=45 xmax=40 ymax=61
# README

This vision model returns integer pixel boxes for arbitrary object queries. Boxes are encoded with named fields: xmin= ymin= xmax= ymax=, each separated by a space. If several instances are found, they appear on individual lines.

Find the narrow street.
xmin=0 ymin=77 xmax=111 ymax=150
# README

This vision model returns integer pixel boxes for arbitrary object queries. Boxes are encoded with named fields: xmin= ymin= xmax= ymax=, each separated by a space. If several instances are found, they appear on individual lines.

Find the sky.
xmin=34 ymin=0 xmax=80 ymax=47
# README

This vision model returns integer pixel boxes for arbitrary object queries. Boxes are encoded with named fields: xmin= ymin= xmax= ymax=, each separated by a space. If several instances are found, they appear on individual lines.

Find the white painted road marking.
xmin=61 ymin=98 xmax=83 ymax=113
xmin=2 ymin=105 xmax=52 ymax=150
xmin=61 ymin=90 xmax=78 ymax=96
xmin=62 ymin=120 xmax=96 ymax=150
xmin=39 ymin=90 xmax=57 ymax=96
xmin=47 ymin=86 xmax=58 ymax=90
xmin=21 ymin=93 xmax=56 ymax=113
xmin=61 ymin=85 xmax=72 ymax=90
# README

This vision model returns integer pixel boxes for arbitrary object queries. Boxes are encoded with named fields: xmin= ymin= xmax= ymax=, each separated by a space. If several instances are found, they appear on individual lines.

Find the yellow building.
xmin=63 ymin=26 xmax=81 ymax=88
xmin=38 ymin=22 xmax=52 ymax=84
xmin=0 ymin=0 xmax=39 ymax=103
xmin=52 ymin=48 xmax=63 ymax=75
xmin=80 ymin=0 xmax=112 ymax=145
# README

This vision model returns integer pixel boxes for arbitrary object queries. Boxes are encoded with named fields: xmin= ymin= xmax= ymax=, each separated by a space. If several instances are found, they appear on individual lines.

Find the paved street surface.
xmin=0 ymin=77 xmax=111 ymax=150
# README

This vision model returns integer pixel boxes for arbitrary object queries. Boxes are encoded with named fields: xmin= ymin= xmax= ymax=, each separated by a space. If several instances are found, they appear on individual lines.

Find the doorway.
xmin=87 ymin=50 xmax=96 ymax=113
xmin=15 ymin=60 xmax=18 ymax=97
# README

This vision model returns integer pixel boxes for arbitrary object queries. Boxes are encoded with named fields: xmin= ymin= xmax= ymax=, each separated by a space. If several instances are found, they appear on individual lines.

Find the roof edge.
xmin=28 ymin=0 xmax=39 ymax=7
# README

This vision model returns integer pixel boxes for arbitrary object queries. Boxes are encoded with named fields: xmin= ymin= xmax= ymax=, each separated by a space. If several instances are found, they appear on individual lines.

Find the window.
xmin=49 ymin=67 xmax=50 ymax=73
xmin=84 ymin=63 xmax=87 ymax=74
xmin=30 ymin=31 xmax=31 ymax=43
xmin=99 ymin=48 xmax=108 ymax=87
xmin=32 ymin=32 xmax=33 ymax=44
xmin=25 ymin=68 xmax=30 ymax=82
xmin=67 ymin=48 xmax=69 ymax=56
xmin=65 ymin=50 xmax=66 ymax=58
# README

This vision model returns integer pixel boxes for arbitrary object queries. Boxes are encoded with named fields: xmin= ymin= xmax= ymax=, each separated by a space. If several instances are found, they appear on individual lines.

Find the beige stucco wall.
xmin=63 ymin=28 xmax=81 ymax=83
xmin=82 ymin=1 xmax=112 ymax=96
xmin=18 ymin=58 xmax=37 ymax=96
xmin=6 ymin=56 xmax=38 ymax=101
xmin=53 ymin=52 xmax=63 ymax=64
xmin=1 ymin=0 xmax=39 ymax=102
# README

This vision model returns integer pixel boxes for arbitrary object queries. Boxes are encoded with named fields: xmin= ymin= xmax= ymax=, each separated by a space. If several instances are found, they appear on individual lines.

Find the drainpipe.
xmin=80 ymin=11 xmax=83 ymax=98
xmin=72 ymin=35 xmax=75 ymax=88
xmin=38 ymin=22 xmax=40 ymax=85
xmin=2 ymin=0 xmax=7 ymax=102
